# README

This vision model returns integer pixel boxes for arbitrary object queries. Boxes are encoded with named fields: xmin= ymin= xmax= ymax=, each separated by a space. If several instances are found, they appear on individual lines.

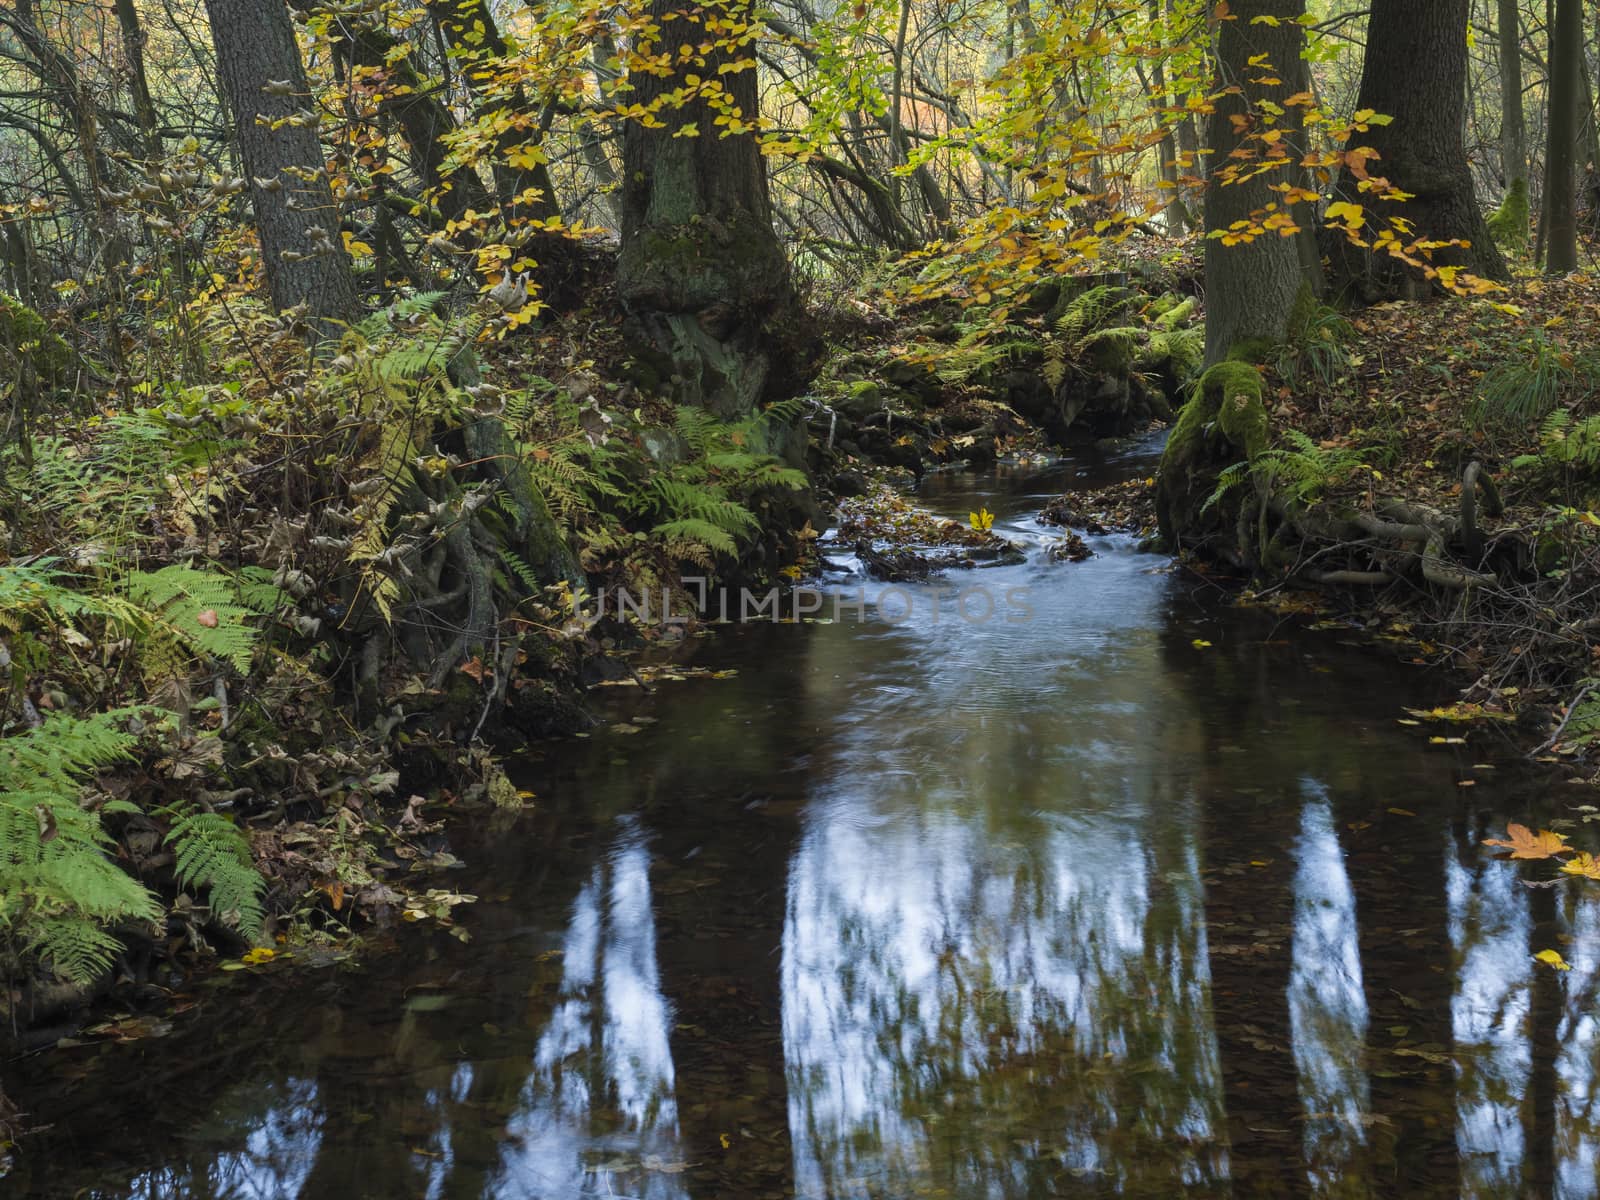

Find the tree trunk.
xmin=617 ymin=0 xmax=803 ymax=417
xmin=1498 ymin=0 xmax=1527 ymax=189
xmin=205 ymin=0 xmax=357 ymax=333
xmin=1202 ymin=0 xmax=1310 ymax=364
xmin=113 ymin=0 xmax=162 ymax=162
xmin=1324 ymin=0 xmax=1508 ymax=299
xmin=1545 ymin=0 xmax=1583 ymax=273
xmin=427 ymin=0 xmax=559 ymax=223
xmin=287 ymin=0 xmax=494 ymax=226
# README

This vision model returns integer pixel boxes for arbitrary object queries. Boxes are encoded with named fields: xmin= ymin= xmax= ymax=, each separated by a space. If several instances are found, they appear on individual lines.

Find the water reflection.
xmin=11 ymin=463 xmax=1600 ymax=1199
xmin=505 ymin=815 xmax=685 ymax=1198
xmin=1290 ymin=789 xmax=1370 ymax=1191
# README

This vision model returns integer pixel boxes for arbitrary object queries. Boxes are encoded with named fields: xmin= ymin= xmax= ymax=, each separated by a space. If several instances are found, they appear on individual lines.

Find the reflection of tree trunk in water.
xmin=1203 ymin=785 xmax=1310 ymax=1198
xmin=1522 ymin=881 xmax=1559 ymax=1197
xmin=295 ymin=1006 xmax=433 ymax=1200
xmin=1335 ymin=787 xmax=1459 ymax=1197
xmin=648 ymin=774 xmax=798 ymax=1196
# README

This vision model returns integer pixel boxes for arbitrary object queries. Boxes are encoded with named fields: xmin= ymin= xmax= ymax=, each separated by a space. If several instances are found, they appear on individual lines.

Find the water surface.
xmin=10 ymin=446 xmax=1600 ymax=1198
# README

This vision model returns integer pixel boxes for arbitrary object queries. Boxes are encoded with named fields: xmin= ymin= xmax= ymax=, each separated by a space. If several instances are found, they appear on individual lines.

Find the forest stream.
xmin=10 ymin=440 xmax=1600 ymax=1200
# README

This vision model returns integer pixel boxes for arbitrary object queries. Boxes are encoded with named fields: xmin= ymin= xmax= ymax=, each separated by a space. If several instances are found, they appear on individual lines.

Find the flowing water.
xmin=10 ymin=441 xmax=1600 ymax=1199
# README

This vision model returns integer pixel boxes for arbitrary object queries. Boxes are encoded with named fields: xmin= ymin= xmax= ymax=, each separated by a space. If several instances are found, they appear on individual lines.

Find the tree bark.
xmin=286 ymin=0 xmax=494 ymax=226
xmin=205 ymin=0 xmax=358 ymax=332
xmin=1324 ymin=0 xmax=1508 ymax=299
xmin=114 ymin=0 xmax=163 ymax=161
xmin=1202 ymin=0 xmax=1311 ymax=364
xmin=1497 ymin=0 xmax=1527 ymax=189
xmin=1545 ymin=0 xmax=1582 ymax=273
xmin=617 ymin=0 xmax=803 ymax=416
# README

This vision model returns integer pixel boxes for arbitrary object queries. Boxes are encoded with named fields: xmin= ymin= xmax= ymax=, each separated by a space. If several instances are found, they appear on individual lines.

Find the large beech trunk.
xmin=1323 ymin=0 xmax=1507 ymax=299
xmin=206 ymin=0 xmax=357 ymax=333
xmin=617 ymin=0 xmax=802 ymax=417
xmin=1201 ymin=0 xmax=1310 ymax=364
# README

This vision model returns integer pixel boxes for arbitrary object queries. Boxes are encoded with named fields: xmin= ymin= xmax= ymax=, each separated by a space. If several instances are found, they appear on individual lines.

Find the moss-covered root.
xmin=1488 ymin=177 xmax=1530 ymax=251
xmin=1155 ymin=360 xmax=1268 ymax=547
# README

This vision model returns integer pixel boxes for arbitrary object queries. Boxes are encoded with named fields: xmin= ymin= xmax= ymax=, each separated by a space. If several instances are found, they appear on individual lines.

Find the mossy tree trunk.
xmin=1323 ymin=0 xmax=1508 ymax=299
xmin=1200 ymin=0 xmax=1311 ymax=365
xmin=617 ymin=0 xmax=802 ymax=418
xmin=205 ymin=0 xmax=358 ymax=334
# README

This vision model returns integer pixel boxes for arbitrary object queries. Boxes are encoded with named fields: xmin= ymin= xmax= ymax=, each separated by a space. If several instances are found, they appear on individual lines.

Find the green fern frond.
xmin=165 ymin=811 xmax=264 ymax=937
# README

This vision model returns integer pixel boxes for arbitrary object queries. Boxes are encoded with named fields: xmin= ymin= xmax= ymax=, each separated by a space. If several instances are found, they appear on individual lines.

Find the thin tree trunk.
xmin=114 ymin=0 xmax=162 ymax=161
xmin=1498 ymin=0 xmax=1527 ymax=188
xmin=205 ymin=0 xmax=358 ymax=332
xmin=1546 ymin=0 xmax=1582 ymax=272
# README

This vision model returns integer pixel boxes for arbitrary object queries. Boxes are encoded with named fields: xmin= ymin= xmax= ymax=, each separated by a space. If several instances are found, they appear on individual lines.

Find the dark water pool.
xmin=8 ymin=444 xmax=1600 ymax=1198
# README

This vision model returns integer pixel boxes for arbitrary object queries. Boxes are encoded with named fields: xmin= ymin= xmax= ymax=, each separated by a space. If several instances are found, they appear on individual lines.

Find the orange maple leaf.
xmin=1483 ymin=823 xmax=1573 ymax=860
xmin=1560 ymin=852 xmax=1600 ymax=880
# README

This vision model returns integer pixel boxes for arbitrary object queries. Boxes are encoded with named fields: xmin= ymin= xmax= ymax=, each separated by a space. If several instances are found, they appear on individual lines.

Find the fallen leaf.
xmin=1483 ymin=823 xmax=1573 ymax=860
xmin=1560 ymin=852 xmax=1600 ymax=880
xmin=1534 ymin=948 xmax=1572 ymax=971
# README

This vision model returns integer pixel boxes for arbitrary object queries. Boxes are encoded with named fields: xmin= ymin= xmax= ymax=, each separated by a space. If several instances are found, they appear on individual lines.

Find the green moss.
xmin=1285 ymin=281 xmax=1319 ymax=342
xmin=1152 ymin=295 xmax=1197 ymax=331
xmin=1209 ymin=361 xmax=1268 ymax=460
xmin=1075 ymin=326 xmax=1142 ymax=374
xmin=1488 ymin=177 xmax=1530 ymax=250
xmin=0 ymin=293 xmax=74 ymax=377
xmin=1224 ymin=337 xmax=1275 ymax=366
xmin=1142 ymin=327 xmax=1204 ymax=382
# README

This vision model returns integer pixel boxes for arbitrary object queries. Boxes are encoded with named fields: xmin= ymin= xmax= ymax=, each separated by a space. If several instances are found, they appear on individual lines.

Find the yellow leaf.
xmin=1561 ymin=852 xmax=1600 ymax=880
xmin=1534 ymin=949 xmax=1572 ymax=971
xmin=1483 ymin=823 xmax=1573 ymax=860
xmin=241 ymin=947 xmax=276 ymax=965
xmin=969 ymin=507 xmax=995 ymax=532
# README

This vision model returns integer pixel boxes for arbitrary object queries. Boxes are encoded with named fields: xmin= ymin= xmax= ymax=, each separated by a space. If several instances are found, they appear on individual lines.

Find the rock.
xmin=834 ymin=379 xmax=886 ymax=421
xmin=832 ymin=468 xmax=870 ymax=497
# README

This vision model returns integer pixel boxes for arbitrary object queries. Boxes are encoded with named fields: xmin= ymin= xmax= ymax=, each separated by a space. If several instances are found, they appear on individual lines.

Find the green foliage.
xmin=164 ymin=810 xmax=264 ymax=937
xmin=1204 ymin=428 xmax=1367 ymax=515
xmin=0 ymin=708 xmax=162 ymax=984
xmin=125 ymin=564 xmax=282 ymax=677
xmin=1470 ymin=331 xmax=1599 ymax=429
xmin=1 ymin=558 xmax=276 ymax=985
xmin=1273 ymin=296 xmax=1354 ymax=389
xmin=627 ymin=404 xmax=807 ymax=563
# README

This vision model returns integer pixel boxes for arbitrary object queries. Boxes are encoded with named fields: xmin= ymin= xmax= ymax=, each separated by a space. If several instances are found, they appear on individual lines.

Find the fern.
xmin=125 ymin=564 xmax=278 ymax=676
xmin=164 ymin=810 xmax=264 ymax=937
xmin=1203 ymin=430 xmax=1367 ymax=514
xmin=1 ymin=708 xmax=163 ymax=984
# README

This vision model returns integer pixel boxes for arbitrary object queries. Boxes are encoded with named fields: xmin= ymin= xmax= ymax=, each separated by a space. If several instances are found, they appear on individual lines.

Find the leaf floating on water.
xmin=1534 ymin=948 xmax=1573 ymax=971
xmin=1192 ymin=638 xmax=1213 ymax=648
xmin=1483 ymin=823 xmax=1573 ymax=860
xmin=1403 ymin=703 xmax=1515 ymax=723
xmin=1428 ymin=736 xmax=1466 ymax=745
xmin=1561 ymin=852 xmax=1600 ymax=880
